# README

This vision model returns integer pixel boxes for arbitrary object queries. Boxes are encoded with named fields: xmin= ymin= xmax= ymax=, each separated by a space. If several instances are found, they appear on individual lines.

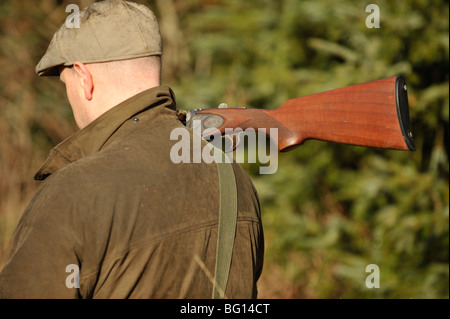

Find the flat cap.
xmin=36 ymin=0 xmax=162 ymax=76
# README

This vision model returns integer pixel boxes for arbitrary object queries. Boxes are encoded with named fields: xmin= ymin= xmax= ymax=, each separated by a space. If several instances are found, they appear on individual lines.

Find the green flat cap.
xmin=36 ymin=0 xmax=162 ymax=76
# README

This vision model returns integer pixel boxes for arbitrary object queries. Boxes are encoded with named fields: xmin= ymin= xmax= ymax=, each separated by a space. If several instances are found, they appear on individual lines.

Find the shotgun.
xmin=182 ymin=76 xmax=415 ymax=152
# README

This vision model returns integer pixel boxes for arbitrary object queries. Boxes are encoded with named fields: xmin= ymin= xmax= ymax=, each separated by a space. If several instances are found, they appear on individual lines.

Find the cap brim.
xmin=37 ymin=65 xmax=62 ymax=77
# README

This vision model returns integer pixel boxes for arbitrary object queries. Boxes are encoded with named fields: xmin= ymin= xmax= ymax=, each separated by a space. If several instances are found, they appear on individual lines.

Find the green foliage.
xmin=0 ymin=0 xmax=448 ymax=298
xmin=158 ymin=0 xmax=449 ymax=298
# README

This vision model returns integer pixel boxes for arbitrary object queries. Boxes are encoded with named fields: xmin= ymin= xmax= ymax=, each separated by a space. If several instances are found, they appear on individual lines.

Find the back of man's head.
xmin=37 ymin=1 xmax=164 ymax=128
xmin=86 ymin=55 xmax=162 ymax=91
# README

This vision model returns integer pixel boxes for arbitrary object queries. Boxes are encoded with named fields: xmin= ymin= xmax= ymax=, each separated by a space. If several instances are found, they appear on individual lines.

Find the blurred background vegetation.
xmin=0 ymin=0 xmax=448 ymax=298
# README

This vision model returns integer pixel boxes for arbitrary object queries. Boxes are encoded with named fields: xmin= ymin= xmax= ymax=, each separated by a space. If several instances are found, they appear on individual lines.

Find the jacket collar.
xmin=34 ymin=86 xmax=177 ymax=180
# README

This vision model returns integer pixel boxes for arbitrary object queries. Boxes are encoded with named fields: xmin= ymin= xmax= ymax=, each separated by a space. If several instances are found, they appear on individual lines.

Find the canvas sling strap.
xmin=211 ymin=145 xmax=238 ymax=299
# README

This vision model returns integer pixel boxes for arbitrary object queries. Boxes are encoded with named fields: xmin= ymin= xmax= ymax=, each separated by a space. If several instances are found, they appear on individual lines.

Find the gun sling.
xmin=212 ymin=148 xmax=238 ymax=299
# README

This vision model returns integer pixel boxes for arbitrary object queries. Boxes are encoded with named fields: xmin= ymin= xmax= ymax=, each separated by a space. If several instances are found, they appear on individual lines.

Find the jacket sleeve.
xmin=0 ymin=176 xmax=84 ymax=299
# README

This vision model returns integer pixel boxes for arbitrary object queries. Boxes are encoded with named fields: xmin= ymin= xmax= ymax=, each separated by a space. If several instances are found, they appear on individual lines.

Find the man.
xmin=0 ymin=0 xmax=264 ymax=298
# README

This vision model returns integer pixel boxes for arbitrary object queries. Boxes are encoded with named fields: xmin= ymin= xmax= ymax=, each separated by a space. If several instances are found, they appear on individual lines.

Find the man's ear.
xmin=73 ymin=62 xmax=94 ymax=101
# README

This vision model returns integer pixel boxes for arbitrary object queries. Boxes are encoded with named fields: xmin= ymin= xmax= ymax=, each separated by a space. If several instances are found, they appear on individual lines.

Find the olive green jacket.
xmin=0 ymin=86 xmax=264 ymax=298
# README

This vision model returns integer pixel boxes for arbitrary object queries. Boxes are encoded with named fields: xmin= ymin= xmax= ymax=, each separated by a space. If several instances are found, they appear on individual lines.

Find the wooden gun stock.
xmin=187 ymin=76 xmax=415 ymax=152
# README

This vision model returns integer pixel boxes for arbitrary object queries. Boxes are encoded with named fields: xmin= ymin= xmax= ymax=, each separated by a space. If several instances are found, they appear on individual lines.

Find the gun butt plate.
xmin=395 ymin=76 xmax=415 ymax=151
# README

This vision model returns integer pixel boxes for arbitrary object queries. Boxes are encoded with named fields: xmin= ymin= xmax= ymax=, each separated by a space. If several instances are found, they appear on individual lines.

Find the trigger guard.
xmin=223 ymin=135 xmax=235 ymax=153
xmin=223 ymin=133 xmax=242 ymax=153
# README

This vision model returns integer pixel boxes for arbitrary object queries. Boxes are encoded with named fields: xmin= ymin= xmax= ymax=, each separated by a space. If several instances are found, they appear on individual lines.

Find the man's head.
xmin=36 ymin=0 xmax=163 ymax=129
xmin=59 ymin=56 xmax=161 ymax=128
